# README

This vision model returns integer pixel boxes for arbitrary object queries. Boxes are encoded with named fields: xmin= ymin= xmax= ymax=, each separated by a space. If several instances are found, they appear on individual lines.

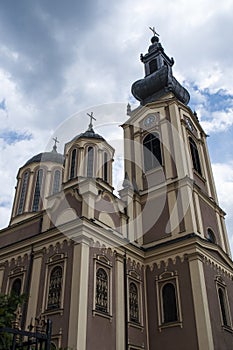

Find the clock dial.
xmin=185 ymin=117 xmax=193 ymax=131
xmin=144 ymin=114 xmax=156 ymax=127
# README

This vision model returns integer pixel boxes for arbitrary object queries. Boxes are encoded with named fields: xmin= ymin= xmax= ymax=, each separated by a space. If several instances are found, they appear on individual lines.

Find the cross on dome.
xmin=52 ymin=136 xmax=59 ymax=152
xmin=87 ymin=112 xmax=96 ymax=131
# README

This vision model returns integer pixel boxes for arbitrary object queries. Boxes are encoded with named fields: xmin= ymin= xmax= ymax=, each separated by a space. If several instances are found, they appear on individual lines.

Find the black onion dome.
xmin=24 ymin=151 xmax=64 ymax=166
xmin=131 ymin=35 xmax=190 ymax=106
xmin=71 ymin=127 xmax=105 ymax=142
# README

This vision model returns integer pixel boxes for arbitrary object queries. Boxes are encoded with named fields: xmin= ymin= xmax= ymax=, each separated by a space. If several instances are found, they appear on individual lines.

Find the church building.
xmin=0 ymin=33 xmax=233 ymax=350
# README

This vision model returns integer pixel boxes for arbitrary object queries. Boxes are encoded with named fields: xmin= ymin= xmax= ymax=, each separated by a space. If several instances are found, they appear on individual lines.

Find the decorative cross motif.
xmin=149 ymin=26 xmax=160 ymax=37
xmin=52 ymin=137 xmax=59 ymax=152
xmin=87 ymin=112 xmax=96 ymax=130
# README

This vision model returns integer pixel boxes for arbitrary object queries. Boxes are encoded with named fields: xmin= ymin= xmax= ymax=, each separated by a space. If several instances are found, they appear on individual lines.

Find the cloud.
xmin=0 ymin=0 xmax=232 ymax=257
xmin=212 ymin=162 xmax=233 ymax=252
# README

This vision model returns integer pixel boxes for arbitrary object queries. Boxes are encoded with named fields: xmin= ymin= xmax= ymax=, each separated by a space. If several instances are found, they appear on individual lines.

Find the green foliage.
xmin=0 ymin=293 xmax=25 ymax=350
xmin=0 ymin=293 xmax=25 ymax=327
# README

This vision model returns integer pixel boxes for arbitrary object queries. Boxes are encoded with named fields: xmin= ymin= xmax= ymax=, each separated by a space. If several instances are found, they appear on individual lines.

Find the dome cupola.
xmin=10 ymin=140 xmax=64 ymax=225
xmin=64 ymin=113 xmax=114 ymax=191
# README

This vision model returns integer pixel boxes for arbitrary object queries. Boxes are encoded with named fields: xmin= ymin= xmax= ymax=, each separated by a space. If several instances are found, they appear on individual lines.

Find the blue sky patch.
xmin=0 ymin=130 xmax=32 ymax=145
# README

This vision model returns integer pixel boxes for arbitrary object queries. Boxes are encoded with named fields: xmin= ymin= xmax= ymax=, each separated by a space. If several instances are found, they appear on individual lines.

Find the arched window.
xmin=70 ymin=149 xmax=77 ymax=179
xmin=87 ymin=146 xmax=94 ymax=177
xmin=18 ymin=171 xmax=29 ymax=214
xmin=103 ymin=152 xmax=108 ymax=182
xmin=207 ymin=228 xmax=215 ymax=243
xmin=162 ymin=283 xmax=178 ymax=323
xmin=218 ymin=287 xmax=230 ymax=327
xmin=143 ymin=133 xmax=162 ymax=171
xmin=189 ymin=137 xmax=202 ymax=175
xmin=47 ymin=266 xmax=62 ymax=310
xmin=96 ymin=268 xmax=108 ymax=313
xmin=149 ymin=59 xmax=158 ymax=74
xmin=32 ymin=169 xmax=43 ymax=212
xmin=53 ymin=170 xmax=61 ymax=194
xmin=11 ymin=278 xmax=22 ymax=296
xmin=129 ymin=282 xmax=139 ymax=323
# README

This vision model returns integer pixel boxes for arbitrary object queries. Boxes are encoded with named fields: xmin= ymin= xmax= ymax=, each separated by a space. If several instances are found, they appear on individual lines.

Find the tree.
xmin=0 ymin=293 xmax=25 ymax=349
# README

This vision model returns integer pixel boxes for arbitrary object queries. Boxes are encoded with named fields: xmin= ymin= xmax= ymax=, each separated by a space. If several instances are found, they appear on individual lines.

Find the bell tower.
xmin=121 ymin=32 xmax=231 ymax=256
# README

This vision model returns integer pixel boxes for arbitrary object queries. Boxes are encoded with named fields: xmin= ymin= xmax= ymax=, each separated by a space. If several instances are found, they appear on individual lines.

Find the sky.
xmin=0 ymin=0 xmax=233 ymax=252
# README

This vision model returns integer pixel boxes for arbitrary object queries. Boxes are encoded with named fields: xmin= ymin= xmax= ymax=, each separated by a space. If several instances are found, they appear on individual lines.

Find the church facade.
xmin=0 ymin=34 xmax=233 ymax=350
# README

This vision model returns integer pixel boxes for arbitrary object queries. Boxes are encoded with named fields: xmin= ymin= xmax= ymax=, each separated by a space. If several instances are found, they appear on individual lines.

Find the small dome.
xmin=24 ymin=151 xmax=64 ymax=166
xmin=71 ymin=128 xmax=105 ymax=142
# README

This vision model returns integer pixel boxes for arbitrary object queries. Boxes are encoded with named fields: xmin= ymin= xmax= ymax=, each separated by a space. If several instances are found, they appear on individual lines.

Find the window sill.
xmin=222 ymin=325 xmax=233 ymax=333
xmin=43 ymin=308 xmax=64 ymax=316
xmin=158 ymin=321 xmax=183 ymax=332
xmin=193 ymin=169 xmax=206 ymax=183
xmin=128 ymin=321 xmax=144 ymax=331
xmin=92 ymin=310 xmax=112 ymax=322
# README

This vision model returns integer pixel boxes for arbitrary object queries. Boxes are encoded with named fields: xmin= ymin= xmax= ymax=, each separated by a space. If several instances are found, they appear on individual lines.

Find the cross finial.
xmin=149 ymin=26 xmax=160 ymax=37
xmin=87 ymin=112 xmax=96 ymax=131
xmin=52 ymin=136 xmax=59 ymax=152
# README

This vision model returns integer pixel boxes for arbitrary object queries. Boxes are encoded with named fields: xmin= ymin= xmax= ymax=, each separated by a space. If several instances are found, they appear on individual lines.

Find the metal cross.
xmin=87 ymin=112 xmax=96 ymax=130
xmin=52 ymin=136 xmax=59 ymax=152
xmin=149 ymin=27 xmax=160 ymax=37
xmin=53 ymin=137 xmax=59 ymax=146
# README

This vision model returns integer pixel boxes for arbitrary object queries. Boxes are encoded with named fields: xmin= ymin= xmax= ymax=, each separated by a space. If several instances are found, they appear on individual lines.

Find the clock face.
xmin=185 ymin=117 xmax=193 ymax=131
xmin=144 ymin=114 xmax=156 ymax=127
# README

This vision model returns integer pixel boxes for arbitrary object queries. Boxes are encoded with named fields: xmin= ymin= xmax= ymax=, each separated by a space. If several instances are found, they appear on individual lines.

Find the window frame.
xmin=32 ymin=168 xmax=44 ymax=212
xmin=143 ymin=132 xmax=162 ymax=172
xmin=216 ymin=276 xmax=232 ymax=330
xmin=93 ymin=255 xmax=112 ymax=319
xmin=52 ymin=169 xmax=61 ymax=195
xmin=156 ymin=271 xmax=182 ymax=331
xmin=189 ymin=137 xmax=202 ymax=176
xmin=69 ymin=148 xmax=77 ymax=180
xmin=17 ymin=170 xmax=29 ymax=215
xmin=47 ymin=265 xmax=63 ymax=311
xmin=127 ymin=271 xmax=143 ymax=327
xmin=87 ymin=146 xmax=94 ymax=178
xmin=43 ymin=254 xmax=67 ymax=315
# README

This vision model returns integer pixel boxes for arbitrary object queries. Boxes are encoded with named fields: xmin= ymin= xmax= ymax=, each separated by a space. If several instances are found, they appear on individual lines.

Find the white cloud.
xmin=212 ymin=162 xmax=233 ymax=253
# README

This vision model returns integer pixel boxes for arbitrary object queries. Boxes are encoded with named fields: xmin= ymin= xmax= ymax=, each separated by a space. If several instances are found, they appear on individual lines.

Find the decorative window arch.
xmin=189 ymin=137 xmax=202 ymax=175
xmin=103 ymin=152 xmax=108 ymax=182
xmin=207 ymin=228 xmax=216 ymax=243
xmin=87 ymin=146 xmax=94 ymax=177
xmin=143 ymin=133 xmax=162 ymax=171
xmin=11 ymin=278 xmax=22 ymax=296
xmin=32 ymin=169 xmax=43 ymax=211
xmin=47 ymin=266 xmax=63 ymax=310
xmin=52 ymin=170 xmax=61 ymax=194
xmin=129 ymin=282 xmax=139 ymax=323
xmin=70 ymin=148 xmax=77 ymax=179
xmin=162 ymin=283 xmax=178 ymax=323
xmin=95 ymin=267 xmax=108 ymax=313
xmin=18 ymin=171 xmax=29 ymax=214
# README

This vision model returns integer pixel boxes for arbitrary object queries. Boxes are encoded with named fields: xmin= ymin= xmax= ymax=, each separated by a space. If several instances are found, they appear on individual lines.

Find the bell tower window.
xmin=143 ymin=133 xmax=162 ymax=171
xmin=70 ymin=149 xmax=77 ymax=179
xmin=87 ymin=146 xmax=94 ymax=177
xmin=189 ymin=137 xmax=202 ymax=175
xmin=53 ymin=170 xmax=61 ymax=194
xmin=18 ymin=171 xmax=29 ymax=214
xmin=32 ymin=169 xmax=43 ymax=211
xmin=103 ymin=152 xmax=108 ymax=182
xmin=149 ymin=59 xmax=158 ymax=74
